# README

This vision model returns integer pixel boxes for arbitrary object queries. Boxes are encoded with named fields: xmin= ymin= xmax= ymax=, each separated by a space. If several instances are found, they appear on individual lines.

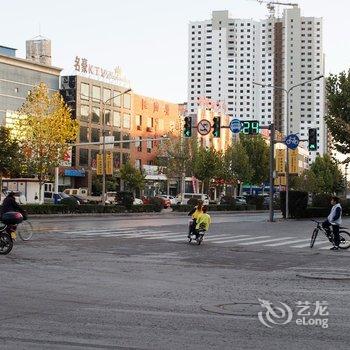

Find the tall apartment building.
xmin=187 ymin=7 xmax=325 ymax=161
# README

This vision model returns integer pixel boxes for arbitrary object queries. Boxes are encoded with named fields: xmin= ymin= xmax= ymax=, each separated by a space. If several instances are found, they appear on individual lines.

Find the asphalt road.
xmin=0 ymin=212 xmax=349 ymax=350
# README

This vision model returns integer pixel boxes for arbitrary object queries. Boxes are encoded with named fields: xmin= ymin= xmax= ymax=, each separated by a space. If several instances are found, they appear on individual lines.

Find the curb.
xmin=29 ymin=210 xmax=274 ymax=219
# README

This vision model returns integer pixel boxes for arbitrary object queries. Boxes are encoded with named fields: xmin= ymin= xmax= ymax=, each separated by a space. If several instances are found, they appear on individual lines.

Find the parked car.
xmin=70 ymin=194 xmax=88 ymax=204
xmin=142 ymin=196 xmax=170 ymax=208
xmin=175 ymin=193 xmax=209 ymax=205
xmin=44 ymin=191 xmax=79 ymax=204
xmin=133 ymin=198 xmax=143 ymax=205
xmin=156 ymin=196 xmax=171 ymax=208
xmin=235 ymin=196 xmax=247 ymax=204
xmin=105 ymin=192 xmax=118 ymax=204
xmin=158 ymin=195 xmax=177 ymax=205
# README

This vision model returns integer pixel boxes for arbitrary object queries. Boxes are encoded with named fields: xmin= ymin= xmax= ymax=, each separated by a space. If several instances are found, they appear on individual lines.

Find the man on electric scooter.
xmin=194 ymin=206 xmax=211 ymax=239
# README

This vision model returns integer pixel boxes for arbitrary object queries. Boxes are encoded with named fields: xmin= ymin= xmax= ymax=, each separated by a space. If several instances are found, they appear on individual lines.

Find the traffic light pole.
xmin=269 ymin=123 xmax=275 ymax=222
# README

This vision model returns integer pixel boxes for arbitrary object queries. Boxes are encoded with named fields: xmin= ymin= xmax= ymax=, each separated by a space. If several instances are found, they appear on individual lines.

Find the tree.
xmin=14 ymin=83 xmax=78 ymax=201
xmin=224 ymin=142 xmax=253 ymax=185
xmin=239 ymin=134 xmax=269 ymax=187
xmin=0 ymin=126 xmax=22 ymax=195
xmin=292 ymin=155 xmax=344 ymax=194
xmin=120 ymin=162 xmax=146 ymax=195
xmin=193 ymin=147 xmax=221 ymax=193
xmin=326 ymin=70 xmax=350 ymax=155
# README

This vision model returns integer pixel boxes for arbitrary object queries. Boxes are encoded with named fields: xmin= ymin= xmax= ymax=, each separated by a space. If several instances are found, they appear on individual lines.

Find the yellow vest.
xmin=195 ymin=213 xmax=211 ymax=231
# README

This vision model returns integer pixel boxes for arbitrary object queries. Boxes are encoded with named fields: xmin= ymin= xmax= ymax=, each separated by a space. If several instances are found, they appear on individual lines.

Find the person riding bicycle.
xmin=187 ymin=200 xmax=203 ymax=238
xmin=194 ymin=206 xmax=211 ymax=239
xmin=322 ymin=196 xmax=342 ymax=251
xmin=0 ymin=192 xmax=24 ymax=218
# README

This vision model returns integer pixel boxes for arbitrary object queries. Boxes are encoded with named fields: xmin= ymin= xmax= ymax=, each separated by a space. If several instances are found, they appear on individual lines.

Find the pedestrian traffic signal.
xmin=308 ymin=128 xmax=317 ymax=151
xmin=183 ymin=116 xmax=192 ymax=137
xmin=212 ymin=116 xmax=221 ymax=138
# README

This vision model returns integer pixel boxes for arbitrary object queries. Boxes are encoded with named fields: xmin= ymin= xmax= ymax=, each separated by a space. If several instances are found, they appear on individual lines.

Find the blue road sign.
xmin=229 ymin=119 xmax=242 ymax=133
xmin=285 ymin=134 xmax=300 ymax=150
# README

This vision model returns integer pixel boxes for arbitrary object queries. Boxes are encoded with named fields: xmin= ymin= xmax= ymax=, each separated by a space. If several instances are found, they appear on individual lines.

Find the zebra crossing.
xmin=47 ymin=226 xmax=341 ymax=251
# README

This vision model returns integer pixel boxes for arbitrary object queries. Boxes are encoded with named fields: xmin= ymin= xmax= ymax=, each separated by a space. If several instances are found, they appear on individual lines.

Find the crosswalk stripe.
xmin=212 ymin=235 xmax=270 ymax=244
xmin=204 ymin=234 xmax=238 ymax=241
xmin=75 ymin=229 xmax=149 ymax=236
xmin=239 ymin=237 xmax=294 ymax=245
xmin=265 ymin=238 xmax=309 ymax=247
xmin=144 ymin=233 xmax=185 ymax=239
xmin=63 ymin=228 xmax=137 ymax=235
xmin=122 ymin=230 xmax=173 ymax=238
xmin=292 ymin=240 xmax=330 ymax=248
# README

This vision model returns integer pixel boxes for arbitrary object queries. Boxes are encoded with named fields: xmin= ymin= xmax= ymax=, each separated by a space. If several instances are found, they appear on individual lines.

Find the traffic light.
xmin=212 ymin=116 xmax=221 ymax=137
xmin=308 ymin=128 xmax=317 ymax=151
xmin=183 ymin=116 xmax=192 ymax=137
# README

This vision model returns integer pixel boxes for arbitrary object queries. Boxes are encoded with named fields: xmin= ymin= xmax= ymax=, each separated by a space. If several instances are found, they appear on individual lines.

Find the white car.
xmin=133 ymin=198 xmax=143 ymax=205
xmin=158 ymin=195 xmax=177 ymax=205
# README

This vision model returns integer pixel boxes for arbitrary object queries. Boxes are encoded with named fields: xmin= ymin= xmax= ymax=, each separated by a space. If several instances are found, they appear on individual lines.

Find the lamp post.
xmin=254 ymin=75 xmax=323 ymax=219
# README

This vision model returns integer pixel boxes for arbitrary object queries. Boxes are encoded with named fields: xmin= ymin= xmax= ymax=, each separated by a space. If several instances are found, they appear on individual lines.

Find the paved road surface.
xmin=0 ymin=213 xmax=349 ymax=349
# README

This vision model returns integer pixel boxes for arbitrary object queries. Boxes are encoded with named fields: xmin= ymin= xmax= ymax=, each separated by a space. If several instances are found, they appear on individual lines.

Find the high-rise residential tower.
xmin=187 ymin=6 xmax=325 ymax=161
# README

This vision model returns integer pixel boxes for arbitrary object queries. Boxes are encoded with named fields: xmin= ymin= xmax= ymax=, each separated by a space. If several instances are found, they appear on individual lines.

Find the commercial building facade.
xmin=0 ymin=44 xmax=61 ymax=125
xmin=187 ymin=7 xmax=325 ymax=162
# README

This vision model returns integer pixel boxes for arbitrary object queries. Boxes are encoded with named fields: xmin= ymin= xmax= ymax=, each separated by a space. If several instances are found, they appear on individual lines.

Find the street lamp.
xmin=80 ymin=88 xmax=131 ymax=205
xmin=254 ymin=75 xmax=323 ymax=219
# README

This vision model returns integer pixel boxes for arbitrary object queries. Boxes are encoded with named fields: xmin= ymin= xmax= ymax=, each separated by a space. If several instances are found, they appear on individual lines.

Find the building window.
xmin=135 ymin=159 xmax=141 ymax=169
xmin=122 ymin=133 xmax=130 ymax=149
xmin=147 ymin=138 xmax=152 ymax=152
xmin=123 ymin=94 xmax=131 ymax=109
xmin=113 ymin=111 xmax=121 ymax=127
xmin=79 ymin=126 xmax=88 ymax=142
xmin=92 ymin=86 xmax=101 ymax=102
xmin=81 ymin=83 xmax=89 ymax=100
xmin=113 ymin=91 xmax=121 ymax=107
xmin=103 ymin=88 xmax=111 ymax=104
xmin=92 ymin=107 xmax=100 ymax=124
xmin=91 ymin=128 xmax=99 ymax=142
xmin=135 ymin=115 xmax=142 ymax=127
xmin=123 ymin=114 xmax=131 ymax=129
xmin=135 ymin=136 xmax=142 ymax=151
xmin=80 ymin=105 xmax=89 ymax=122
xmin=147 ymin=117 xmax=153 ymax=128
xmin=79 ymin=148 xmax=89 ymax=166
xmin=104 ymin=110 xmax=111 ymax=126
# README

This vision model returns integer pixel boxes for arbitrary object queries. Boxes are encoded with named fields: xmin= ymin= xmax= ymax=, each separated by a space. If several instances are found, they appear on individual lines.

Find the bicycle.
xmin=310 ymin=219 xmax=350 ymax=249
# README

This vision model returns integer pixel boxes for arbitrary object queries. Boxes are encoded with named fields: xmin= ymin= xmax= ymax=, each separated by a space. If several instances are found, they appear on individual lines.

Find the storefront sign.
xmin=73 ymin=56 xmax=130 ymax=87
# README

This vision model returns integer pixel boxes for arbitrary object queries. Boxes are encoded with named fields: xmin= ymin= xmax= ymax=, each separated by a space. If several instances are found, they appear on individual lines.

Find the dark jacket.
xmin=1 ymin=196 xmax=22 ymax=217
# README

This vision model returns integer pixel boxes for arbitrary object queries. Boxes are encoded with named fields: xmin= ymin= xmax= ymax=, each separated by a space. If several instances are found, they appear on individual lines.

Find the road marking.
xmin=144 ymin=233 xmax=186 ymax=239
xmin=265 ymin=238 xmax=309 ymax=247
xmin=239 ymin=237 xmax=294 ymax=245
xmin=63 ymin=228 xmax=137 ymax=235
xmin=204 ymin=234 xmax=243 ymax=241
xmin=212 ymin=235 xmax=270 ymax=244
xmin=291 ymin=240 xmax=330 ymax=248
xmin=122 ymin=230 xmax=174 ymax=238
xmin=76 ymin=229 xmax=149 ymax=236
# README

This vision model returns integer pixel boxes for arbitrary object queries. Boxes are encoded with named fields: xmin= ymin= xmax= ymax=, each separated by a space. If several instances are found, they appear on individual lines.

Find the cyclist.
xmin=1 ymin=192 xmax=26 ymax=240
xmin=194 ymin=205 xmax=211 ymax=239
xmin=322 ymin=196 xmax=342 ymax=251
xmin=187 ymin=200 xmax=203 ymax=238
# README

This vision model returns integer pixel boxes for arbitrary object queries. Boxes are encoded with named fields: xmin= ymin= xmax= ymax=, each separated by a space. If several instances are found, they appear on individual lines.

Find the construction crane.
xmin=248 ymin=0 xmax=298 ymax=17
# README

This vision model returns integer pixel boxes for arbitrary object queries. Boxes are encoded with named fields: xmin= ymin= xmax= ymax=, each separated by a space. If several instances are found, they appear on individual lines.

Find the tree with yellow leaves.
xmin=15 ymin=83 xmax=79 ymax=202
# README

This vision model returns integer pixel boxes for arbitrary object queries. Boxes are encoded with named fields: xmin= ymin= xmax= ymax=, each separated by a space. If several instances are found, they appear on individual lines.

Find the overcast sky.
xmin=1 ymin=0 xmax=350 ymax=102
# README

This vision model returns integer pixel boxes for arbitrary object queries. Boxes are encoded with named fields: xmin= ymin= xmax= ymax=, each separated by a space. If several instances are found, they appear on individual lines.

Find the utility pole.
xmin=269 ymin=123 xmax=275 ymax=222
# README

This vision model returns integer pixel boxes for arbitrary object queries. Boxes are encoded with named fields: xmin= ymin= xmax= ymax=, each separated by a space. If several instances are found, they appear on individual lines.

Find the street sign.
xmin=289 ymin=149 xmax=298 ymax=174
xmin=276 ymin=149 xmax=285 ymax=173
xmin=285 ymin=134 xmax=299 ymax=150
xmin=197 ymin=119 xmax=211 ymax=136
xmin=229 ymin=119 xmax=242 ymax=134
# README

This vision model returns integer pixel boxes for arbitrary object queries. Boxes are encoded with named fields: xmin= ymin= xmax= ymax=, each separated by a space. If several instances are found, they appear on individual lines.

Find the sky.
xmin=1 ymin=0 xmax=350 ymax=103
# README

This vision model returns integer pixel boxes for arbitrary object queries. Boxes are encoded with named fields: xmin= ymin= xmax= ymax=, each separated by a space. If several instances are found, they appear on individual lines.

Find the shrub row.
xmin=172 ymin=204 xmax=258 ymax=212
xmin=0 ymin=204 xmax=161 ymax=215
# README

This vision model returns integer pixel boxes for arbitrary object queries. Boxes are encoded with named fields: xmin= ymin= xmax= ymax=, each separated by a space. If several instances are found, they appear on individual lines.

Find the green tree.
xmin=224 ymin=142 xmax=253 ymax=185
xmin=14 ymin=83 xmax=79 ymax=202
xmin=326 ymin=70 xmax=350 ymax=155
xmin=239 ymin=133 xmax=269 ymax=187
xmin=0 ymin=126 xmax=22 ymax=195
xmin=292 ymin=155 xmax=344 ymax=194
xmin=193 ymin=147 xmax=221 ymax=193
xmin=120 ymin=162 xmax=146 ymax=195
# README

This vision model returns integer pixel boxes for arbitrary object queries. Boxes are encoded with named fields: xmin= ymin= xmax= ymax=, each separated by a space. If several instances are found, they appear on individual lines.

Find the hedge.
xmin=0 ymin=204 xmax=160 ymax=215
xmin=172 ymin=204 xmax=255 ymax=212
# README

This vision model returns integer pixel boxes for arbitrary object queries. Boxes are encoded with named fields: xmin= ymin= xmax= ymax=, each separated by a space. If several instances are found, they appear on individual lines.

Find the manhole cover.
xmin=296 ymin=272 xmax=350 ymax=281
xmin=201 ymin=302 xmax=261 ymax=317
